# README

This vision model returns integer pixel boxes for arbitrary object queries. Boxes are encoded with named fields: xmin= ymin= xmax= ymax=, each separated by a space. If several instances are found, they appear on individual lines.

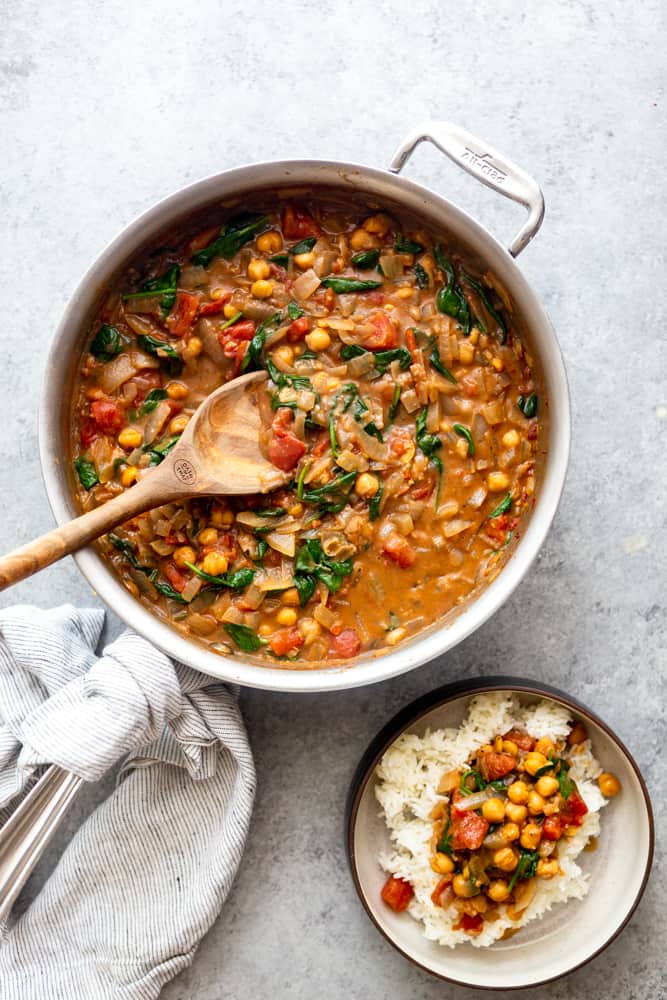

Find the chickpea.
xmin=223 ymin=302 xmax=239 ymax=319
xmin=173 ymin=545 xmax=196 ymax=568
xmin=598 ymin=772 xmax=622 ymax=798
xmin=430 ymin=853 xmax=455 ymax=875
xmin=200 ymin=552 xmax=228 ymax=576
xmin=502 ymin=429 xmax=520 ymax=448
xmin=493 ymin=848 xmax=518 ymax=872
xmin=169 ymin=414 xmax=190 ymax=435
xmin=501 ymin=822 xmax=521 ymax=842
xmin=520 ymin=823 xmax=542 ymax=850
xmin=502 ymin=739 xmax=519 ymax=756
xmin=272 ymin=344 xmax=294 ymax=366
xmin=293 ymin=251 xmax=316 ymax=269
xmin=567 ymin=721 xmax=588 ymax=746
xmin=256 ymin=230 xmax=282 ymax=254
xmin=536 ymin=859 xmax=560 ymax=879
xmin=458 ymin=341 xmax=475 ymax=364
xmin=536 ymin=775 xmax=559 ymax=798
xmin=355 ymin=472 xmax=380 ymax=498
xmin=362 ymin=214 xmax=391 ymax=237
xmin=258 ymin=624 xmax=273 ymax=637
xmin=276 ymin=607 xmax=297 ymax=627
xmin=542 ymin=799 xmax=560 ymax=817
xmin=508 ymin=780 xmax=529 ymax=805
xmin=182 ymin=336 xmax=202 ymax=361
xmin=349 ymin=227 xmax=379 ymax=251
xmin=251 ymin=279 xmax=274 ymax=299
xmin=535 ymin=737 xmax=556 ymax=757
xmin=487 ymin=471 xmax=510 ymax=492
xmin=527 ymin=791 xmax=546 ymax=815
xmin=198 ymin=528 xmax=219 ymax=546
xmin=452 ymin=874 xmax=477 ymax=898
xmin=281 ymin=587 xmax=300 ymax=607
xmin=299 ymin=618 xmax=321 ymax=645
xmin=209 ymin=287 xmax=228 ymax=300
xmin=118 ymin=427 xmax=143 ymax=450
xmin=247 ymin=258 xmax=271 ymax=281
xmin=486 ymin=879 xmax=510 ymax=903
xmin=288 ymin=503 xmax=303 ymax=517
xmin=505 ymin=802 xmax=528 ymax=824
xmin=481 ymin=797 xmax=506 ymax=824
xmin=305 ymin=330 xmax=331 ymax=352
xmin=120 ymin=466 xmax=138 ymax=487
xmin=491 ymin=357 xmax=504 ymax=372
xmin=166 ymin=382 xmax=189 ymax=400
xmin=524 ymin=751 xmax=549 ymax=776
xmin=210 ymin=508 xmax=235 ymax=528
xmin=395 ymin=286 xmax=414 ymax=299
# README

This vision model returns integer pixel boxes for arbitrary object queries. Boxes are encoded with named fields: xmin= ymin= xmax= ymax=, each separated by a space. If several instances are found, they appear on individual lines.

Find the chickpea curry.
xmin=70 ymin=194 xmax=542 ymax=665
xmin=380 ymin=720 xmax=622 ymax=936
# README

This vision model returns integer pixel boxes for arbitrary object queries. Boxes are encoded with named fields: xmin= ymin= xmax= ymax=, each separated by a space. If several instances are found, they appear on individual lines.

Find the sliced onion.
xmin=293 ymin=268 xmax=321 ymax=299
xmin=296 ymin=389 xmax=316 ymax=411
xmin=444 ymin=519 xmax=474 ymax=538
xmin=99 ymin=354 xmax=140 ymax=393
xmin=149 ymin=538 xmax=175 ymax=557
xmin=399 ymin=389 xmax=420 ymax=413
xmin=482 ymin=399 xmax=505 ymax=426
xmin=181 ymin=575 xmax=204 ymax=603
xmin=437 ymin=769 xmax=459 ymax=794
xmin=255 ymin=567 xmax=295 ymax=591
xmin=236 ymin=511 xmax=289 ymax=530
xmin=378 ymin=252 xmax=402 ymax=279
xmin=466 ymin=486 xmax=488 ymax=510
xmin=89 ymin=435 xmax=115 ymax=484
xmin=453 ymin=788 xmax=497 ymax=811
xmin=337 ymin=293 xmax=357 ymax=317
xmin=123 ymin=313 xmax=159 ymax=338
xmin=319 ymin=317 xmax=355 ymax=332
xmin=426 ymin=399 xmax=440 ymax=433
xmin=483 ymin=829 xmax=510 ymax=851
xmin=143 ymin=400 xmax=171 ymax=445
xmin=336 ymin=449 xmax=368 ymax=473
xmin=313 ymin=604 xmax=337 ymax=630
xmin=511 ymin=878 xmax=536 ymax=913
xmin=346 ymin=353 xmax=375 ymax=378
xmin=345 ymin=418 xmax=389 ymax=462
xmin=266 ymin=531 xmax=296 ymax=557
xmin=313 ymin=250 xmax=338 ymax=277
xmin=292 ymin=409 xmax=306 ymax=440
xmin=241 ymin=583 xmax=265 ymax=611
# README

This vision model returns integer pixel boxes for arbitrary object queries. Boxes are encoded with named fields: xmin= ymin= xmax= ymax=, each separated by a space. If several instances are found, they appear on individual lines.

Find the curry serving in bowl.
xmin=69 ymin=194 xmax=542 ymax=666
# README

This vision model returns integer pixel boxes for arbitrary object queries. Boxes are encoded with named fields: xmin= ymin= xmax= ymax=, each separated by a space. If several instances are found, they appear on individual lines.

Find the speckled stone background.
xmin=1 ymin=1 xmax=665 ymax=997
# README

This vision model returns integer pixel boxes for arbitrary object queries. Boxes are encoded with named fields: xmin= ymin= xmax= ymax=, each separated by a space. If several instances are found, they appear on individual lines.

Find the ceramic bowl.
xmin=346 ymin=677 xmax=654 ymax=990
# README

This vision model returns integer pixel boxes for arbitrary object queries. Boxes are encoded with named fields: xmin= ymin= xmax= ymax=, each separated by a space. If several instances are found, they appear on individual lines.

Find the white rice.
xmin=375 ymin=693 xmax=607 ymax=948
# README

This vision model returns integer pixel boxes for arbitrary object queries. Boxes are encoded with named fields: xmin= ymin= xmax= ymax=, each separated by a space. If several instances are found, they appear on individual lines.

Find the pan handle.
xmin=389 ymin=121 xmax=545 ymax=258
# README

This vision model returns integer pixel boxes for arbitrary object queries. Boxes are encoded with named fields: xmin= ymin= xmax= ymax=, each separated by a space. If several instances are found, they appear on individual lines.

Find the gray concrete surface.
xmin=1 ymin=1 xmax=665 ymax=997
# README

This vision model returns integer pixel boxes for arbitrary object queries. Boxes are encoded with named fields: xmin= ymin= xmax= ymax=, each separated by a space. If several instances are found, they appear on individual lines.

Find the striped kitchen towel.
xmin=0 ymin=605 xmax=256 ymax=999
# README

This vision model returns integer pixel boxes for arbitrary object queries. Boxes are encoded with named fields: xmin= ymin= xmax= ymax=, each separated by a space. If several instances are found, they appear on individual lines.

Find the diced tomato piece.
xmin=329 ymin=627 xmax=361 ymax=659
xmin=286 ymin=316 xmax=310 ymax=342
xmin=405 ymin=328 xmax=416 ymax=353
xmin=80 ymin=418 xmax=98 ymax=447
xmin=281 ymin=202 xmax=320 ymax=240
xmin=166 ymin=291 xmax=199 ymax=337
xmin=430 ymin=876 xmax=453 ymax=907
xmin=381 ymin=876 xmax=413 ymax=912
xmin=268 ymin=409 xmax=306 ymax=471
xmin=477 ymin=751 xmax=516 ymax=782
xmin=217 ymin=319 xmax=256 ymax=359
xmin=199 ymin=293 xmax=232 ymax=315
xmin=450 ymin=809 xmax=489 ymax=851
xmin=383 ymin=533 xmax=416 ymax=568
xmin=527 ymin=421 xmax=539 ymax=441
xmin=460 ymin=375 xmax=481 ymax=397
xmin=366 ymin=290 xmax=385 ymax=305
xmin=163 ymin=562 xmax=187 ymax=593
xmin=269 ymin=626 xmax=304 ymax=657
xmin=310 ymin=433 xmax=329 ymax=458
xmin=91 ymin=399 xmax=125 ymax=435
xmin=561 ymin=789 xmax=588 ymax=828
xmin=502 ymin=729 xmax=535 ymax=752
xmin=362 ymin=312 xmax=398 ymax=351
xmin=460 ymin=913 xmax=484 ymax=935
xmin=187 ymin=225 xmax=220 ymax=255
xmin=542 ymin=816 xmax=563 ymax=841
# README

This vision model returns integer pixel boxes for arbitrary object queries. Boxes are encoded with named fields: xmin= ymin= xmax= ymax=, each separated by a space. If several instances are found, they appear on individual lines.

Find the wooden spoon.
xmin=0 ymin=370 xmax=287 ymax=591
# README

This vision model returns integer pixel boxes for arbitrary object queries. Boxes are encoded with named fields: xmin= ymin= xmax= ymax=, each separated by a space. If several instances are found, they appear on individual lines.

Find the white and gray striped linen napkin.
xmin=0 ymin=605 xmax=256 ymax=999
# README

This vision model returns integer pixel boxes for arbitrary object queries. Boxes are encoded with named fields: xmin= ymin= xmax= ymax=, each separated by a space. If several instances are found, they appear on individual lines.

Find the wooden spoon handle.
xmin=0 ymin=463 xmax=188 ymax=592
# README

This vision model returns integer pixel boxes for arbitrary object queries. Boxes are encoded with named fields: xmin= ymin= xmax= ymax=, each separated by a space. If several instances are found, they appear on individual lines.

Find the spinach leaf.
xmin=136 ymin=334 xmax=183 ymax=376
xmin=296 ymin=461 xmax=311 ymax=500
xmin=394 ymin=237 xmax=424 ymax=254
xmin=241 ymin=312 xmax=283 ymax=373
xmin=184 ymin=563 xmax=255 ymax=590
xmin=437 ymin=818 xmax=453 ymax=857
xmin=508 ymin=850 xmax=540 ymax=892
xmin=460 ymin=769 xmax=486 ymax=794
xmin=351 ymin=249 xmax=381 ymax=270
xmin=139 ymin=388 xmax=168 ymax=415
xmin=123 ymin=264 xmax=180 ymax=313
xmin=287 ymin=300 xmax=304 ymax=320
xmin=151 ymin=578 xmax=188 ymax=603
xmin=289 ymin=237 xmax=316 ymax=255
xmin=557 ymin=759 xmax=575 ymax=800
xmin=73 ymin=456 xmax=99 ymax=490
xmin=302 ymin=468 xmax=357 ymax=514
xmin=255 ymin=538 xmax=268 ymax=562
xmin=462 ymin=272 xmax=507 ymax=344
xmin=434 ymin=246 xmax=470 ymax=332
xmin=147 ymin=434 xmax=181 ymax=465
xmin=518 ymin=393 xmax=538 ymax=418
xmin=429 ymin=343 xmax=457 ymax=384
xmin=340 ymin=344 xmax=367 ymax=363
xmin=294 ymin=573 xmax=317 ymax=607
xmin=224 ymin=622 xmax=268 ymax=652
xmin=108 ymin=534 xmax=188 ymax=603
xmin=413 ymin=262 xmax=429 ymax=289
xmin=294 ymin=538 xmax=353 ymax=594
xmin=90 ymin=324 xmax=124 ymax=361
xmin=374 ymin=347 xmax=412 ymax=375
xmin=389 ymin=384 xmax=401 ymax=421
xmin=415 ymin=407 xmax=443 ymax=503
xmin=266 ymin=357 xmax=316 ymax=397
xmin=298 ymin=348 xmax=317 ymax=361
xmin=253 ymin=507 xmax=288 ymax=518
xmin=192 ymin=213 xmax=268 ymax=267
xmin=321 ymin=277 xmax=382 ymax=293
xmin=488 ymin=493 xmax=512 ymax=518
xmin=369 ymin=479 xmax=384 ymax=521
xmin=219 ymin=311 xmax=243 ymax=330
xmin=453 ymin=423 xmax=474 ymax=456
xmin=269 ymin=254 xmax=289 ymax=267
